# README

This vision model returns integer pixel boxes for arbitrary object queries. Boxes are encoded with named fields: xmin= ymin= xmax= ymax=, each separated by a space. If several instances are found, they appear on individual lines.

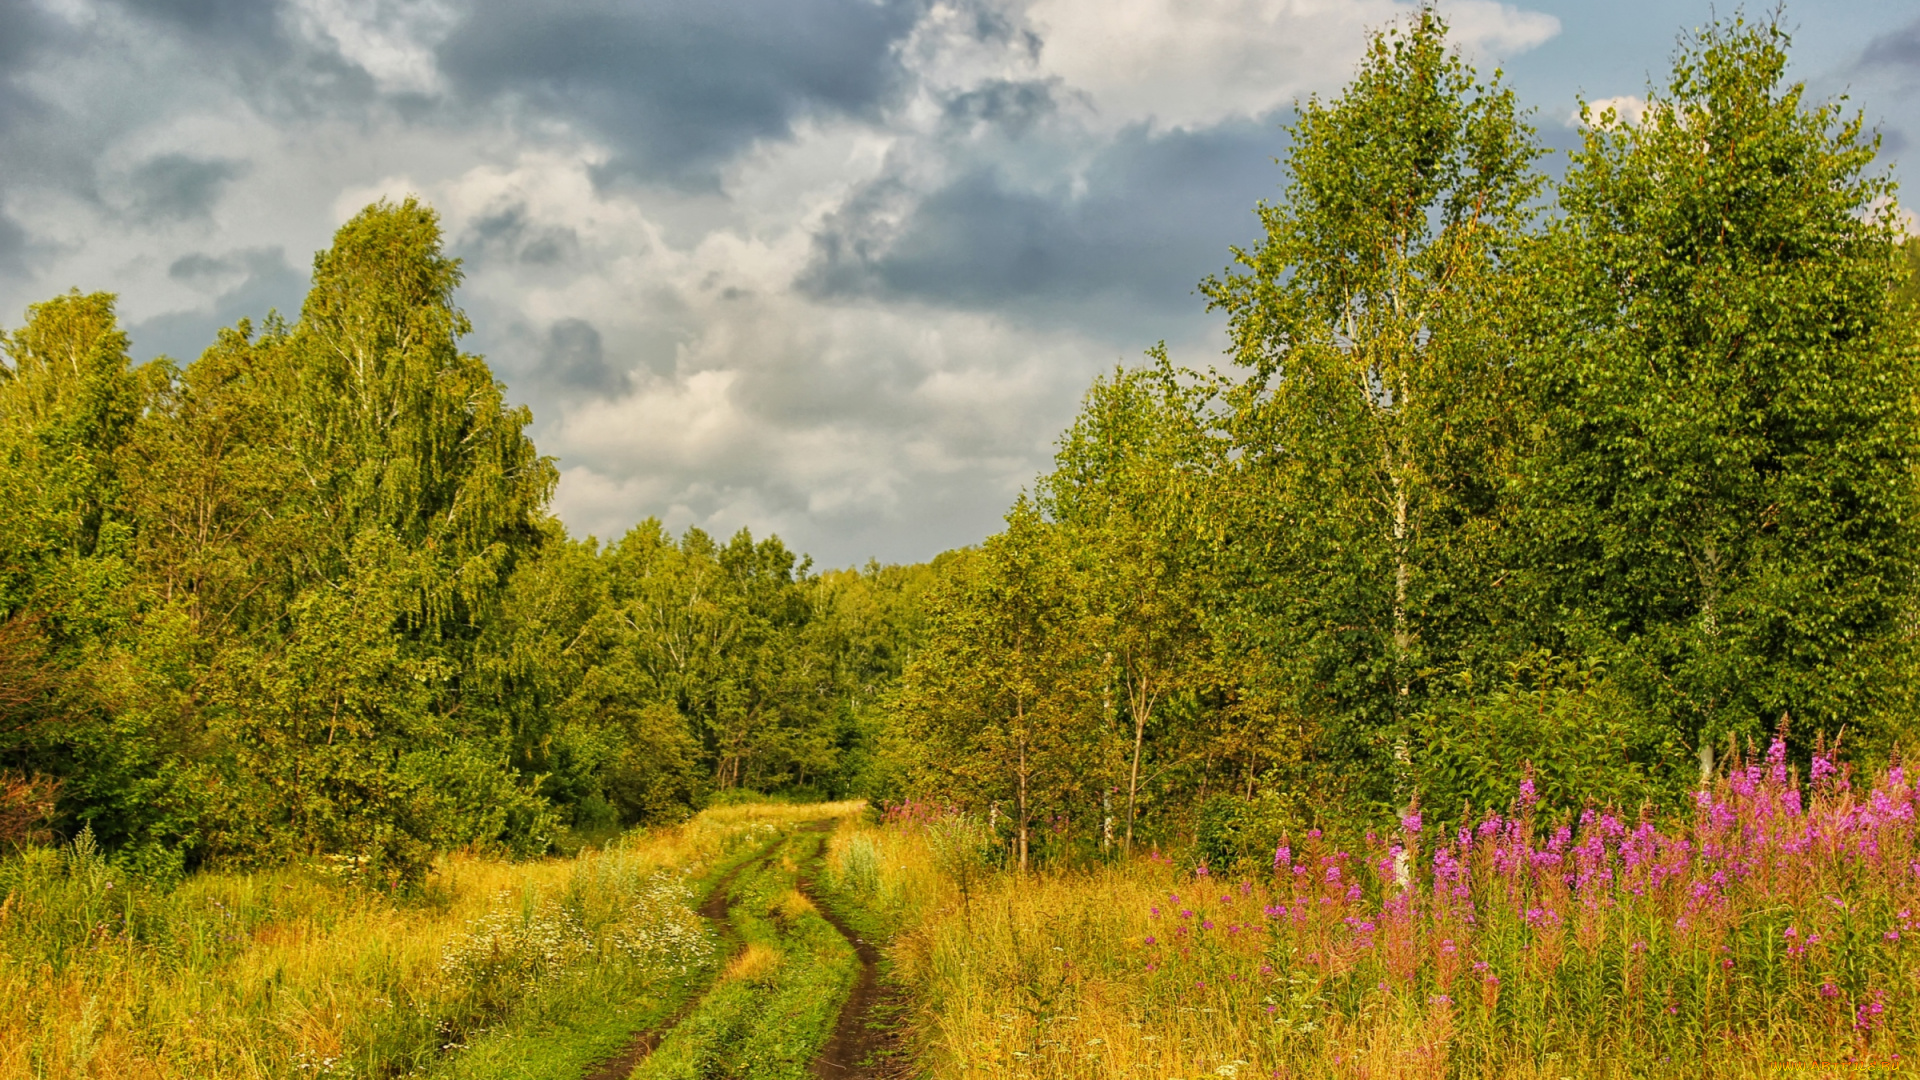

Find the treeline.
xmin=5 ymin=8 xmax=1918 ymax=884
xmin=0 ymin=201 xmax=929 ymax=880
xmin=885 ymin=12 xmax=1920 ymax=867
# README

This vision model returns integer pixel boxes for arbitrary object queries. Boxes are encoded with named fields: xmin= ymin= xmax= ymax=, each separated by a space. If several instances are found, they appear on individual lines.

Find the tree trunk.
xmin=1016 ymin=697 xmax=1030 ymax=875
xmin=1126 ymin=684 xmax=1147 ymax=854
xmin=1391 ymin=461 xmax=1412 ymax=810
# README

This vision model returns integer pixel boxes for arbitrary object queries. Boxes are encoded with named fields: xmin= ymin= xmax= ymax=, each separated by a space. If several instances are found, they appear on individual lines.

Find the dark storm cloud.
xmin=0 ymin=1 xmax=60 ymax=161
xmin=0 ymin=0 xmax=54 ymax=66
xmin=134 ymin=247 xmax=306 ymax=362
xmin=463 ymin=203 xmax=585 ymax=268
xmin=0 ymin=212 xmax=28 ymax=276
xmin=437 ymin=0 xmax=925 ymax=184
xmin=109 ymin=0 xmax=286 ymax=47
xmin=941 ymin=79 xmax=1065 ymax=136
xmin=125 ymin=154 xmax=249 ymax=222
xmin=540 ymin=317 xmax=628 ymax=395
xmin=800 ymin=115 xmax=1284 ymax=333
xmin=1862 ymin=18 xmax=1920 ymax=71
xmin=1853 ymin=19 xmax=1920 ymax=161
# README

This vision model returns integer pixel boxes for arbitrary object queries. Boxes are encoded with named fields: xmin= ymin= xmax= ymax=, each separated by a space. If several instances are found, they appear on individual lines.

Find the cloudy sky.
xmin=1 ymin=0 xmax=1916 ymax=567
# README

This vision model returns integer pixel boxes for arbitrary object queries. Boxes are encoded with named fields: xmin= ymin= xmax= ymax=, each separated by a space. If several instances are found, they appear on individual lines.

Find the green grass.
xmin=635 ymin=830 xmax=860 ymax=1080
xmin=0 ymin=803 xmax=864 ymax=1080
xmin=425 ymin=825 xmax=789 ymax=1080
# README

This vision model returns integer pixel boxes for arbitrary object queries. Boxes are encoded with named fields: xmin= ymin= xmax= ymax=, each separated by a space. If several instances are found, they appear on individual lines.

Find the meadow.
xmin=822 ymin=740 xmax=1920 ymax=1079
xmin=0 ymin=801 xmax=863 ymax=1080
xmin=9 ymin=749 xmax=1920 ymax=1079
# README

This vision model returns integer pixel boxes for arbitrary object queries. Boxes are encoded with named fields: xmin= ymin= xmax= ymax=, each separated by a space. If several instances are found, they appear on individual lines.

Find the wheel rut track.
xmin=796 ymin=821 xmax=884 ymax=1080
xmin=580 ymin=840 xmax=777 ymax=1080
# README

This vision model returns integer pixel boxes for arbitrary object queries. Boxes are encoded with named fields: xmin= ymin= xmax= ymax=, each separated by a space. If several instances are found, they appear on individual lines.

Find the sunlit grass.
xmin=0 ymin=802 xmax=862 ymax=1080
xmin=835 ymin=748 xmax=1920 ymax=1078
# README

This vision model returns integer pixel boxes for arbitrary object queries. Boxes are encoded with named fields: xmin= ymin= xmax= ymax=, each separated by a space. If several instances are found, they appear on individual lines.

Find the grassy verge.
xmin=420 ymin=823 xmax=789 ymax=1080
xmin=836 ymin=757 xmax=1920 ymax=1079
xmin=0 ymin=802 xmax=861 ymax=1080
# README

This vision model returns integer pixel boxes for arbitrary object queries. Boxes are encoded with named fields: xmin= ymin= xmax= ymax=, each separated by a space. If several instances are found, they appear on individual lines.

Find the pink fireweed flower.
xmin=1856 ymin=991 xmax=1888 ymax=1031
xmin=1274 ymin=842 xmax=1291 ymax=871
xmin=1819 ymin=982 xmax=1840 ymax=1000
xmin=1402 ymin=810 xmax=1423 ymax=835
xmin=1144 ymin=935 xmax=1156 ymax=944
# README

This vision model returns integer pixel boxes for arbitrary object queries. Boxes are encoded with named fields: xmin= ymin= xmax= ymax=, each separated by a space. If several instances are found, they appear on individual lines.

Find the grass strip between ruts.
xmin=424 ymin=826 xmax=791 ymax=1080
xmin=631 ymin=829 xmax=860 ymax=1080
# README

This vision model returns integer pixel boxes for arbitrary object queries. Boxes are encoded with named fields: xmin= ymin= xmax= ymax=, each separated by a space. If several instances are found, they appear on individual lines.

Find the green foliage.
xmin=1513 ymin=17 xmax=1919 ymax=772
xmin=0 ymin=199 xmax=927 ymax=879
xmin=1414 ymin=653 xmax=1674 ymax=825
xmin=1199 ymin=5 xmax=1543 ymax=814
xmin=887 ymin=6 xmax=1920 ymax=856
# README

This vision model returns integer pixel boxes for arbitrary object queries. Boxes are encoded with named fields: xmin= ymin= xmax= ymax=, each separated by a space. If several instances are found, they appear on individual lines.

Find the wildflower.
xmin=1820 ymin=982 xmax=1840 ymax=1000
xmin=1402 ymin=810 xmax=1423 ymax=835
xmin=1812 ymin=753 xmax=1838 ymax=788
xmin=1144 ymin=936 xmax=1156 ymax=945
xmin=1856 ymin=991 xmax=1888 ymax=1031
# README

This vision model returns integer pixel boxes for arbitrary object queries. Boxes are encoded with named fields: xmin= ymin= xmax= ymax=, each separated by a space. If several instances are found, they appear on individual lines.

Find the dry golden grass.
xmin=723 ymin=943 xmax=784 ymax=986
xmin=827 ymin=818 xmax=1904 ymax=1080
xmin=698 ymin=800 xmax=865 ymax=827
xmin=0 ymin=804 xmax=831 ymax=1080
xmin=773 ymin=889 xmax=817 ymax=925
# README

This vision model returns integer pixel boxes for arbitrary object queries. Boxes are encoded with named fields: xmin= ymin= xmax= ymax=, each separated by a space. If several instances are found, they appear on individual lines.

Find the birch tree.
xmin=1201 ymin=6 xmax=1540 ymax=810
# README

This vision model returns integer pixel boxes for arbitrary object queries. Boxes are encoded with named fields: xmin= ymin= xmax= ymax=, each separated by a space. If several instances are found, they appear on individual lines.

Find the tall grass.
xmin=0 ymin=811 xmax=788 ymax=1079
xmin=854 ymin=741 xmax=1919 ymax=1077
